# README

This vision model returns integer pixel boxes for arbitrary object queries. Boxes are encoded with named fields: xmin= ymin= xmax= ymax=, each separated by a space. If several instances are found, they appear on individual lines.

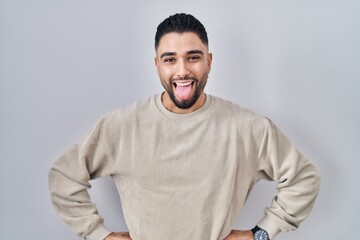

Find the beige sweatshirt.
xmin=49 ymin=94 xmax=320 ymax=240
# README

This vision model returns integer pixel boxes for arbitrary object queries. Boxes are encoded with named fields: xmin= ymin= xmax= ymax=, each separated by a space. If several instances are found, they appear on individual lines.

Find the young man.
xmin=49 ymin=13 xmax=320 ymax=240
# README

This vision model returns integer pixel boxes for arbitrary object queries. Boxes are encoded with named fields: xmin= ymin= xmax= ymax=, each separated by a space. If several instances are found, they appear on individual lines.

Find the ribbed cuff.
xmin=257 ymin=215 xmax=282 ymax=240
xmin=85 ymin=223 xmax=112 ymax=240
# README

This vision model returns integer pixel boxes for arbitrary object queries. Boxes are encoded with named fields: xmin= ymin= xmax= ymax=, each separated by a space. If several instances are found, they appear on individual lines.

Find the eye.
xmin=163 ymin=58 xmax=175 ymax=63
xmin=188 ymin=55 xmax=201 ymax=61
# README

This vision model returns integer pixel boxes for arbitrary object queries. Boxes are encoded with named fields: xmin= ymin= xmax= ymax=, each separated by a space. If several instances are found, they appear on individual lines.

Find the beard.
xmin=160 ymin=73 xmax=208 ymax=109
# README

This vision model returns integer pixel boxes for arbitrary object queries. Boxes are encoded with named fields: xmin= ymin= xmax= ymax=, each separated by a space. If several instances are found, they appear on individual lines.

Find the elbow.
xmin=310 ymin=161 xmax=321 ymax=191
xmin=314 ymin=166 xmax=321 ymax=195
xmin=306 ymin=163 xmax=321 ymax=199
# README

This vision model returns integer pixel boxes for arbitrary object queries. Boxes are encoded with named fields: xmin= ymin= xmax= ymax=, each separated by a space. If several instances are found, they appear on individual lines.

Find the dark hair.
xmin=155 ymin=13 xmax=208 ymax=49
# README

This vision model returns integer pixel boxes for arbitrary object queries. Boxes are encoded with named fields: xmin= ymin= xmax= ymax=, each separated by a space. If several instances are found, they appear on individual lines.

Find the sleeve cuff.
xmin=257 ymin=214 xmax=282 ymax=240
xmin=85 ymin=223 xmax=112 ymax=240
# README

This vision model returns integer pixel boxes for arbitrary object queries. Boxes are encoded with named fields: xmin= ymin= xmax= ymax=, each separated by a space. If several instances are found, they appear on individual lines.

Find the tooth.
xmin=175 ymin=81 xmax=192 ymax=86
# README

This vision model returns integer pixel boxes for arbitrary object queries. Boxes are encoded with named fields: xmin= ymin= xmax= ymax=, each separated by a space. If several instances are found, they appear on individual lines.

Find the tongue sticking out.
xmin=176 ymin=84 xmax=193 ymax=100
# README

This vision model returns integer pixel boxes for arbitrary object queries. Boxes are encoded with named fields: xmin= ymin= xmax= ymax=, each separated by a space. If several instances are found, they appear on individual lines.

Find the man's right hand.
xmin=104 ymin=232 xmax=132 ymax=240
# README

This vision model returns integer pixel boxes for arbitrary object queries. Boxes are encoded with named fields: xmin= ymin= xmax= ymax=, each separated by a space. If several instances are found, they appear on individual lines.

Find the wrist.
xmin=251 ymin=225 xmax=270 ymax=240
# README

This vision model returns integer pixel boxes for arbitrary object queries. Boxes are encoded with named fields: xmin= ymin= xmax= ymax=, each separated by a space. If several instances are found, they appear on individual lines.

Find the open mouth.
xmin=172 ymin=80 xmax=194 ymax=88
xmin=172 ymin=80 xmax=195 ymax=100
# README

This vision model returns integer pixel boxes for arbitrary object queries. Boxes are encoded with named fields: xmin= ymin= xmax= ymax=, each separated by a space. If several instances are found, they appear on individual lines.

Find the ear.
xmin=154 ymin=56 xmax=160 ymax=75
xmin=154 ymin=56 xmax=158 ymax=67
xmin=207 ymin=52 xmax=213 ymax=71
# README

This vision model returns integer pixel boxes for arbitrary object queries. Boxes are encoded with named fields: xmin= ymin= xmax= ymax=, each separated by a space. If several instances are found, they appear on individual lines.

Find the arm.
xmin=254 ymin=118 xmax=320 ymax=239
xmin=48 ymin=116 xmax=115 ymax=240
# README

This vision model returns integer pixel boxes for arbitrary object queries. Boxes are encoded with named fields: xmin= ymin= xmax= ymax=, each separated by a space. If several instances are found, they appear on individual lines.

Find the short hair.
xmin=155 ymin=13 xmax=208 ymax=50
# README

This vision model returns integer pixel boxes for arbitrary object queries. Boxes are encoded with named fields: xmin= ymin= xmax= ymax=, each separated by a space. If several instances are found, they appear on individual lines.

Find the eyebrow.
xmin=160 ymin=49 xmax=204 ymax=59
xmin=187 ymin=50 xmax=204 ymax=55
xmin=160 ymin=52 xmax=176 ymax=59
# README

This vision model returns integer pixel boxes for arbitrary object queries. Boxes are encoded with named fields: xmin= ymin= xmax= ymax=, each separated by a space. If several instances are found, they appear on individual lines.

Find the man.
xmin=49 ymin=13 xmax=320 ymax=240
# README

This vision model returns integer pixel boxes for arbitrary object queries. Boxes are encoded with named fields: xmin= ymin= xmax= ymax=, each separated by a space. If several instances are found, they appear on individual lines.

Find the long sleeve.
xmin=48 ymin=116 xmax=115 ymax=240
xmin=255 ymin=118 xmax=320 ymax=239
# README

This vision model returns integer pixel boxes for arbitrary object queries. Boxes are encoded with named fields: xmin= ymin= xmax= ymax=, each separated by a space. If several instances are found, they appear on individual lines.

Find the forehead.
xmin=156 ymin=32 xmax=207 ymax=55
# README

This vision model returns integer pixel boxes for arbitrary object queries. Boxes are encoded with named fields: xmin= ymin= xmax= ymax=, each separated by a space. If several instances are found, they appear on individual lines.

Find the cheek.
xmin=193 ymin=64 xmax=209 ymax=76
xmin=158 ymin=67 xmax=173 ymax=80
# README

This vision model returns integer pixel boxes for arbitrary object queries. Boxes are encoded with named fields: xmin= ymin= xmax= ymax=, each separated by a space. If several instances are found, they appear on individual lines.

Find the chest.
xmin=116 ymin=118 xmax=249 ymax=189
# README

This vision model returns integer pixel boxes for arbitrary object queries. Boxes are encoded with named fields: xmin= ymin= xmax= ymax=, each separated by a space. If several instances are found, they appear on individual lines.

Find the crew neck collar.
xmin=154 ymin=93 xmax=212 ymax=120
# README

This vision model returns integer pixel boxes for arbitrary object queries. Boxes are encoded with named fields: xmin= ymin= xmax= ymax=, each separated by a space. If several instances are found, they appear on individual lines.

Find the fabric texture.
xmin=48 ymin=94 xmax=320 ymax=240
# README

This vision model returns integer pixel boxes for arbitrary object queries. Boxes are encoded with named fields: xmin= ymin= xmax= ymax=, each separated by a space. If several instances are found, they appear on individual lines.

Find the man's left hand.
xmin=223 ymin=230 xmax=254 ymax=240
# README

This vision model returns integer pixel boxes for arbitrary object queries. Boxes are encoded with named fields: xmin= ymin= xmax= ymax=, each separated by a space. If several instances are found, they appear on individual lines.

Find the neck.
xmin=161 ymin=92 xmax=206 ymax=114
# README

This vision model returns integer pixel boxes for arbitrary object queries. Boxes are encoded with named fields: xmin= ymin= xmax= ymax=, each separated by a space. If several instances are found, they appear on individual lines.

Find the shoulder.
xmin=209 ymin=95 xmax=276 ymax=137
xmin=93 ymin=95 xmax=157 ymax=142
xmin=94 ymin=95 xmax=157 ymax=134
xmin=104 ymin=95 xmax=156 ymax=121
xmin=210 ymin=96 xmax=276 ymax=142
xmin=209 ymin=95 xmax=267 ymax=124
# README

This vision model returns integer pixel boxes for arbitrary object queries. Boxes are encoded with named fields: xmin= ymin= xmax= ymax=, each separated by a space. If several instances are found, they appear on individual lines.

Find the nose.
xmin=176 ymin=59 xmax=190 ymax=78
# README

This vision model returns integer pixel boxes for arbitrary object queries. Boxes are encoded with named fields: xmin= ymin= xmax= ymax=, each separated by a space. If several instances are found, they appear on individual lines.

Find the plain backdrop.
xmin=1 ymin=0 xmax=359 ymax=239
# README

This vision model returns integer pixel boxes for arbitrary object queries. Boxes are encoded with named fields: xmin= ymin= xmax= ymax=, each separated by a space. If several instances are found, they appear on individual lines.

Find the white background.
xmin=1 ymin=0 xmax=359 ymax=239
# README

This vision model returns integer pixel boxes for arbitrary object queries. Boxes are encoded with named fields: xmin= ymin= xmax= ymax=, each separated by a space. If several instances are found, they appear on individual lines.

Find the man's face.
xmin=155 ymin=32 xmax=212 ymax=113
